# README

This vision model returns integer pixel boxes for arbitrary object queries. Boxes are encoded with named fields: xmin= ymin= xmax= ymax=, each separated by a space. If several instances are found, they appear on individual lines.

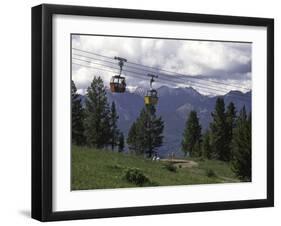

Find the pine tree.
xmin=132 ymin=108 xmax=148 ymax=155
xmin=127 ymin=105 xmax=164 ymax=157
xmin=127 ymin=122 xmax=138 ymax=153
xmin=202 ymin=130 xmax=212 ymax=159
xmin=146 ymin=106 xmax=165 ymax=157
xmin=209 ymin=98 xmax=230 ymax=161
xmin=109 ymin=101 xmax=120 ymax=151
xmin=84 ymin=76 xmax=111 ymax=148
xmin=226 ymin=102 xmax=236 ymax=159
xmin=231 ymin=107 xmax=252 ymax=181
xmin=118 ymin=132 xmax=125 ymax=152
xmin=71 ymin=80 xmax=85 ymax=145
xmin=182 ymin=110 xmax=202 ymax=157
xmin=226 ymin=102 xmax=236 ymax=128
xmin=193 ymin=141 xmax=202 ymax=157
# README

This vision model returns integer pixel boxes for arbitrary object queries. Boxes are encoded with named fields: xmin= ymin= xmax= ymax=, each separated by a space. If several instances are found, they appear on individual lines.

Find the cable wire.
xmin=72 ymin=48 xmax=251 ymax=91
xmin=73 ymin=60 xmax=251 ymax=101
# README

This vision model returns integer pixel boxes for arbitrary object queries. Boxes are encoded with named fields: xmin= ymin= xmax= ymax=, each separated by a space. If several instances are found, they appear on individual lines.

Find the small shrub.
xmin=123 ymin=168 xmax=150 ymax=186
xmin=164 ymin=163 xmax=177 ymax=172
xmin=178 ymin=164 xmax=182 ymax=169
xmin=206 ymin=169 xmax=217 ymax=178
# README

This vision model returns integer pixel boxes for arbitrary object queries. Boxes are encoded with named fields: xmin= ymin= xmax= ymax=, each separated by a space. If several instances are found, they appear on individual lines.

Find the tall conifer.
xmin=231 ymin=107 xmax=251 ymax=181
xmin=182 ymin=110 xmax=202 ymax=157
xmin=84 ymin=76 xmax=111 ymax=148
xmin=109 ymin=101 xmax=120 ymax=151
xmin=71 ymin=80 xmax=85 ymax=145
xmin=209 ymin=98 xmax=229 ymax=161
xmin=202 ymin=130 xmax=212 ymax=159
xmin=127 ymin=105 xmax=164 ymax=157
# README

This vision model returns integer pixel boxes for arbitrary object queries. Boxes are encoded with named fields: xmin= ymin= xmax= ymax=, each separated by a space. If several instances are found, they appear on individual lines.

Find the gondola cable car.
xmin=110 ymin=56 xmax=127 ymax=93
xmin=144 ymin=73 xmax=158 ymax=105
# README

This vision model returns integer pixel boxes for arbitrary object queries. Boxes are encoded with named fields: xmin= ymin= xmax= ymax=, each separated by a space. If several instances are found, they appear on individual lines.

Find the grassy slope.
xmin=71 ymin=146 xmax=239 ymax=190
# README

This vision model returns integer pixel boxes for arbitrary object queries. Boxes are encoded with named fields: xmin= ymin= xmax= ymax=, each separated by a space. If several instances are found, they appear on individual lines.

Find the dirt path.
xmin=161 ymin=159 xmax=198 ymax=168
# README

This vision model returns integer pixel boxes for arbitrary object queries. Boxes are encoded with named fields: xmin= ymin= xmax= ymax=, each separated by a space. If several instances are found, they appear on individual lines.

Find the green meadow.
xmin=71 ymin=146 xmax=239 ymax=190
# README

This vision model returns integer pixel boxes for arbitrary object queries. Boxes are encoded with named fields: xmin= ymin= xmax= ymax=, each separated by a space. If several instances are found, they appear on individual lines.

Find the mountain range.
xmin=81 ymin=86 xmax=251 ymax=157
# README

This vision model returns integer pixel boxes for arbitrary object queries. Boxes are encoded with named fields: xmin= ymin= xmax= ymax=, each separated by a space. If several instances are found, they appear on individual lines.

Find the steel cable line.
xmin=73 ymin=62 xmax=119 ymax=74
xmin=72 ymin=57 xmax=250 ymax=100
xmin=74 ymin=63 xmax=250 ymax=102
xmin=72 ymin=47 xmax=250 ymax=91
xmin=72 ymin=58 xmax=250 ymax=101
xmin=73 ymin=57 xmax=120 ymax=71
xmin=73 ymin=48 xmax=250 ymax=91
xmin=73 ymin=52 xmax=249 ymax=93
xmin=72 ymin=60 xmax=250 ymax=101
xmin=73 ymin=61 xmax=213 ymax=95
xmin=73 ymin=53 xmax=118 ymax=67
xmin=72 ymin=57 xmax=238 ymax=94
xmin=73 ymin=62 xmax=221 ymax=97
xmin=72 ymin=57 xmax=234 ymax=95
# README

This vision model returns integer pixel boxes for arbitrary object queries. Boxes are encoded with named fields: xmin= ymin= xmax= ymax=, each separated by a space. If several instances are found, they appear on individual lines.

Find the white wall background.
xmin=0 ymin=0 xmax=279 ymax=225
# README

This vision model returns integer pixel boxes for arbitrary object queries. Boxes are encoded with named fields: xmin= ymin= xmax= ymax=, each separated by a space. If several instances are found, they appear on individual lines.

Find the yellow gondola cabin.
xmin=145 ymin=89 xmax=158 ymax=105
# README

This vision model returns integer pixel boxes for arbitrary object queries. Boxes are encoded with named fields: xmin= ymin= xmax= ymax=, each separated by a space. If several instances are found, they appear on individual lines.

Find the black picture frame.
xmin=32 ymin=4 xmax=274 ymax=222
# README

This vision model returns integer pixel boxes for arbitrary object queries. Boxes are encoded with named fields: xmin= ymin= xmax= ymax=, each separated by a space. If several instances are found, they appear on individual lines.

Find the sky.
xmin=72 ymin=35 xmax=252 ymax=96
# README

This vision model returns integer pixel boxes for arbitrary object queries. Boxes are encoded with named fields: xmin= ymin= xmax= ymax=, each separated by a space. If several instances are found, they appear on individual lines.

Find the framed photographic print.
xmin=32 ymin=4 xmax=274 ymax=221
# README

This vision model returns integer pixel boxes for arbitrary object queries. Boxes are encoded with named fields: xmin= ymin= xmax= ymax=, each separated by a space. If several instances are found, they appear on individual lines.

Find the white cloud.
xmin=71 ymin=35 xmax=252 ymax=95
